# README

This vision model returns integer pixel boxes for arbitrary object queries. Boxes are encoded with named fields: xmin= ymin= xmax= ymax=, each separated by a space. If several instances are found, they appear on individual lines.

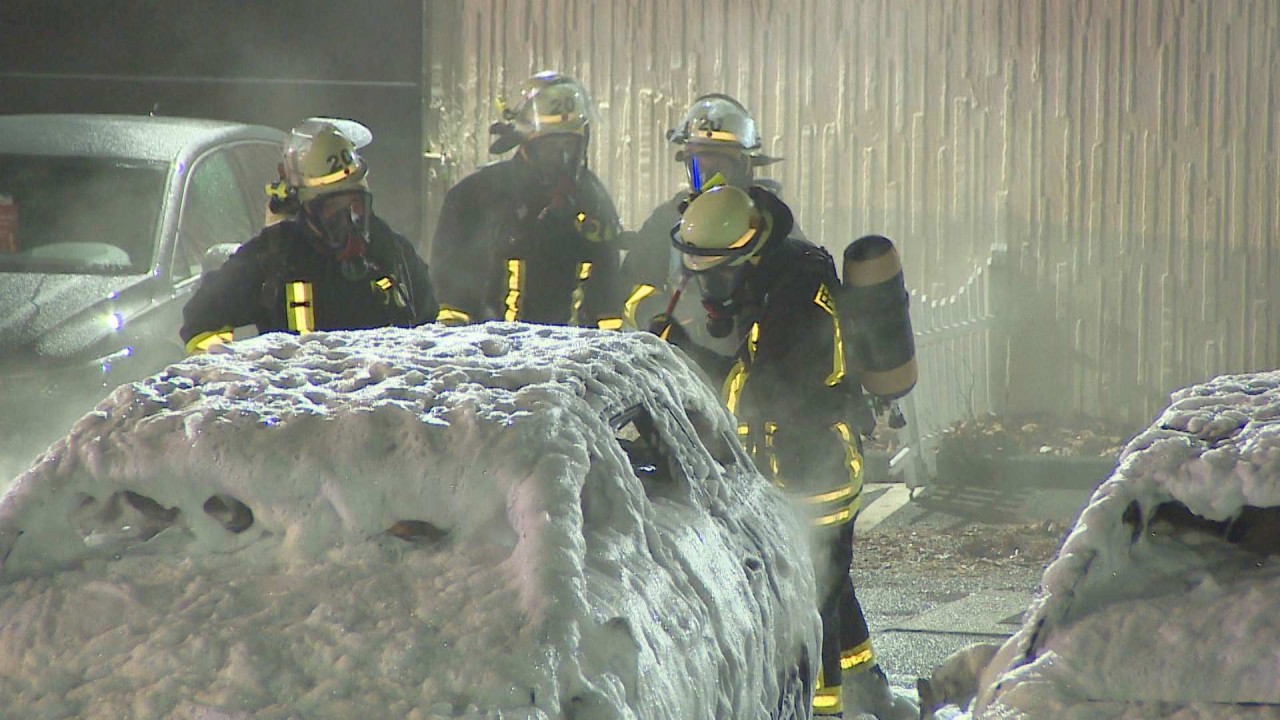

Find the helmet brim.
xmin=672 ymin=224 xmax=762 ymax=273
xmin=673 ymin=148 xmax=783 ymax=165
xmin=682 ymin=252 xmax=730 ymax=273
xmin=304 ymin=117 xmax=373 ymax=149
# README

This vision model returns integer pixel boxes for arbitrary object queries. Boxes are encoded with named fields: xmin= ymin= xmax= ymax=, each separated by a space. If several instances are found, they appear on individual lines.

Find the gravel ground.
xmin=854 ymin=520 xmax=1066 ymax=577
xmin=850 ymin=513 xmax=1068 ymax=685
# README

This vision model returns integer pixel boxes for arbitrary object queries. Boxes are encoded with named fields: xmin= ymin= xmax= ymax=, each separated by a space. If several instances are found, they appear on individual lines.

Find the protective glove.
xmin=646 ymin=313 xmax=689 ymax=347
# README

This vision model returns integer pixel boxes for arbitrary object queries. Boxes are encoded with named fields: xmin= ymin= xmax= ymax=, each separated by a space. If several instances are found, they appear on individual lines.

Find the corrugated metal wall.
xmin=426 ymin=0 xmax=1280 ymax=427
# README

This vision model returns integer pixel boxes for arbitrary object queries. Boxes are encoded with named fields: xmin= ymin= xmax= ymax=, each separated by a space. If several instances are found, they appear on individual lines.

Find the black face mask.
xmin=694 ymin=265 xmax=747 ymax=338
xmin=304 ymin=191 xmax=374 ymax=280
xmin=522 ymin=134 xmax=587 ymax=190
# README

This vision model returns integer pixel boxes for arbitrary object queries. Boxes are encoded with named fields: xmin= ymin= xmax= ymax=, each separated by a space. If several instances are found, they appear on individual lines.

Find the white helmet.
xmin=667 ymin=94 xmax=781 ymax=167
xmin=281 ymin=119 xmax=370 ymax=202
xmin=489 ymin=71 xmax=594 ymax=154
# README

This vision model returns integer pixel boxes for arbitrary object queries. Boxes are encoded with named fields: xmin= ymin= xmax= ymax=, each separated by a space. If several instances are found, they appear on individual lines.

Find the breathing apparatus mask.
xmin=684 ymin=147 xmax=753 ymax=191
xmin=670 ymin=185 xmax=771 ymax=339
xmin=303 ymin=189 xmax=375 ymax=281
xmin=521 ymin=132 xmax=588 ymax=194
xmin=691 ymin=265 xmax=747 ymax=338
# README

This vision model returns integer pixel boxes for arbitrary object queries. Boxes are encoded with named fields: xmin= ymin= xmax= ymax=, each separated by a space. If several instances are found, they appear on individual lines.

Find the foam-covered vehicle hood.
xmin=0 ymin=324 xmax=820 ymax=720
xmin=975 ymin=371 xmax=1280 ymax=719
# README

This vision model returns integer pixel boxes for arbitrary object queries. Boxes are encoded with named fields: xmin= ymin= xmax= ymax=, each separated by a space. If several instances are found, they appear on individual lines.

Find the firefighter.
xmin=429 ymin=71 xmax=625 ymax=329
xmin=620 ymin=93 xmax=789 ymax=329
xmin=652 ymin=185 xmax=915 ymax=720
xmin=180 ymin=119 xmax=438 ymax=353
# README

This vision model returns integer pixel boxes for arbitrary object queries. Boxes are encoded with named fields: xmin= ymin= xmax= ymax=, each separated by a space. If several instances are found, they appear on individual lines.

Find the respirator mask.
xmin=694 ymin=265 xmax=747 ymax=338
xmin=522 ymin=133 xmax=587 ymax=196
xmin=306 ymin=190 xmax=374 ymax=280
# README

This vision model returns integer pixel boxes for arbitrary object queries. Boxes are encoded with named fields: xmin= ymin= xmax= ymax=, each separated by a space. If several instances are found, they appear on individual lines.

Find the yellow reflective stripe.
xmin=813 ymin=505 xmax=854 ymax=527
xmin=436 ymin=307 xmax=471 ymax=325
xmin=797 ymin=420 xmax=866 ymax=527
xmin=597 ymin=317 xmax=623 ymax=331
xmin=623 ymin=284 xmax=657 ymax=327
xmin=806 ymin=492 xmax=862 ymax=524
xmin=720 ymin=324 xmax=757 ymax=412
xmin=286 ymin=281 xmax=315 ymax=335
xmin=185 ymin=327 xmax=233 ymax=355
xmin=373 ymin=276 xmax=393 ymax=291
xmin=659 ymin=324 xmax=672 ymax=341
xmin=504 ymin=259 xmax=524 ymax=321
xmin=813 ymin=283 xmax=837 ymax=315
xmin=803 ymin=483 xmax=856 ymax=505
xmin=763 ymin=421 xmax=781 ymax=481
xmin=534 ymin=114 xmax=585 ymax=127
xmin=735 ymin=422 xmax=755 ymax=456
xmin=570 ymin=261 xmax=593 ymax=325
xmin=841 ymin=639 xmax=876 ymax=671
xmin=692 ymin=128 xmax=745 ymax=145
xmin=813 ymin=666 xmax=844 ymax=714
xmin=833 ymin=421 xmax=864 ymax=486
xmin=722 ymin=360 xmax=749 ymax=414
xmin=814 ymin=284 xmax=846 ymax=386
xmin=812 ymin=690 xmax=841 ymax=714
xmin=827 ymin=313 xmax=846 ymax=386
xmin=301 ymin=165 xmax=358 ymax=188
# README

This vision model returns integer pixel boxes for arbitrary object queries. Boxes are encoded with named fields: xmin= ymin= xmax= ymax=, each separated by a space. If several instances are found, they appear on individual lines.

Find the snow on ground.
xmin=0 ymin=323 xmax=820 ymax=719
xmin=968 ymin=370 xmax=1280 ymax=719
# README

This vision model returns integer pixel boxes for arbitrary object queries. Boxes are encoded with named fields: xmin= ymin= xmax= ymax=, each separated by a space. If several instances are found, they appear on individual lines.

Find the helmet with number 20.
xmin=505 ymin=71 xmax=593 ymax=142
xmin=281 ymin=120 xmax=369 ymax=203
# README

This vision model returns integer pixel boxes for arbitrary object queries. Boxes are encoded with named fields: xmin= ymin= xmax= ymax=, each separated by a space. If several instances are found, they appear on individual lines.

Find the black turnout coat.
xmin=428 ymin=159 xmax=624 ymax=327
xmin=180 ymin=215 xmax=437 ymax=346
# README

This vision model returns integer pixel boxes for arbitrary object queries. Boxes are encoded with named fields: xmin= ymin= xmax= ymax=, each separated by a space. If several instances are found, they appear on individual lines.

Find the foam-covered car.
xmin=0 ymin=323 xmax=820 ymax=719
xmin=0 ymin=114 xmax=284 ymax=480
xmin=973 ymin=371 xmax=1280 ymax=719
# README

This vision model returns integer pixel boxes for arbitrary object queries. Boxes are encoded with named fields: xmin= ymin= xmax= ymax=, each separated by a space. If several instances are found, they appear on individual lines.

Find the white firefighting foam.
xmin=971 ymin=371 xmax=1280 ymax=719
xmin=0 ymin=323 xmax=819 ymax=719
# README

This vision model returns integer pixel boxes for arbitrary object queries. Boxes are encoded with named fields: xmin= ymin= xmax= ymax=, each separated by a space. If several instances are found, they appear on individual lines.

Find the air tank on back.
xmin=841 ymin=235 xmax=917 ymax=400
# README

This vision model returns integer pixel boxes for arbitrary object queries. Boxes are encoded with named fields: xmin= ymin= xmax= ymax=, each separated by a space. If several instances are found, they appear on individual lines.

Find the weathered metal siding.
xmin=427 ymin=0 xmax=1280 ymax=427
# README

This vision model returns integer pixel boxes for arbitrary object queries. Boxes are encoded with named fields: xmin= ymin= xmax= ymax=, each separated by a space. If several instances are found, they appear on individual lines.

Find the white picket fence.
xmin=893 ymin=245 xmax=1011 ymax=489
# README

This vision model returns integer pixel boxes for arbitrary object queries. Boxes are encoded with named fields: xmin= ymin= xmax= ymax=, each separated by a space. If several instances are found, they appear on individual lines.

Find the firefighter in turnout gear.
xmin=619 ymin=93 xmax=789 ymax=330
xmin=653 ymin=185 xmax=915 ymax=720
xmin=180 ymin=119 xmax=438 ymax=353
xmin=429 ymin=71 xmax=625 ymax=329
